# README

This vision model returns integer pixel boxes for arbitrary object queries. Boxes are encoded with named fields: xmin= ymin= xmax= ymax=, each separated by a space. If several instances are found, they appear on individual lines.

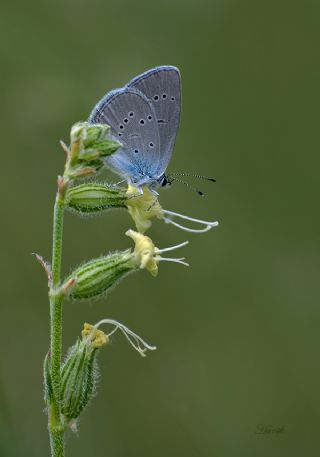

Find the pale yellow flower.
xmin=125 ymin=185 xmax=164 ymax=233
xmin=126 ymin=229 xmax=189 ymax=277
xmin=125 ymin=185 xmax=218 ymax=234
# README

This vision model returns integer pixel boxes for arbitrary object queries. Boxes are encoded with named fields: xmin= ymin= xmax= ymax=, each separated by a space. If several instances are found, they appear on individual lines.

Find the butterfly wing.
xmin=127 ymin=66 xmax=181 ymax=175
xmin=89 ymin=87 xmax=161 ymax=185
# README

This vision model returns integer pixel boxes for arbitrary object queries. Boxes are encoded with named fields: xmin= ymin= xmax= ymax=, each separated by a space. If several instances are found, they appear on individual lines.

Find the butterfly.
xmin=88 ymin=65 xmax=181 ymax=191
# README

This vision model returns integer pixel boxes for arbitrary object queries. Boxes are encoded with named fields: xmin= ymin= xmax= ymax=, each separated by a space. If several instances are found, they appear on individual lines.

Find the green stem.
xmin=52 ymin=195 xmax=65 ymax=286
xmin=48 ymin=189 xmax=66 ymax=457
xmin=49 ymin=399 xmax=64 ymax=457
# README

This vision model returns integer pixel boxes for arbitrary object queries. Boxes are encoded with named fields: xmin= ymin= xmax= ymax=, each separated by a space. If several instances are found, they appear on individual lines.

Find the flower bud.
xmin=65 ymin=122 xmax=122 ymax=179
xmin=66 ymin=183 xmax=127 ymax=214
xmin=71 ymin=122 xmax=121 ymax=160
xmin=60 ymin=323 xmax=108 ymax=425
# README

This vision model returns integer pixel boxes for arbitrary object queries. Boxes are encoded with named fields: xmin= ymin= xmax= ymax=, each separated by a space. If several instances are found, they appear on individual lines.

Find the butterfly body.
xmin=89 ymin=66 xmax=181 ymax=189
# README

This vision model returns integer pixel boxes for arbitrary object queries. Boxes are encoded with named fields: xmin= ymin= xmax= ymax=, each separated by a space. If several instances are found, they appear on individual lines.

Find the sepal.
xmin=64 ymin=250 xmax=135 ymax=300
xmin=43 ymin=352 xmax=54 ymax=405
xmin=60 ymin=324 xmax=108 ymax=425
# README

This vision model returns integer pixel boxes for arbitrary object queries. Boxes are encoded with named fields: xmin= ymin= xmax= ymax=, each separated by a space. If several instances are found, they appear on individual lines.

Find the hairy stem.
xmin=48 ymin=187 xmax=67 ymax=457
xmin=50 ymin=431 xmax=65 ymax=457
xmin=52 ymin=195 xmax=65 ymax=286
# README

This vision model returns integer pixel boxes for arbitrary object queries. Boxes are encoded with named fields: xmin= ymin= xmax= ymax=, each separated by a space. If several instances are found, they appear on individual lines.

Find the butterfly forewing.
xmin=127 ymin=66 xmax=181 ymax=175
xmin=89 ymin=87 xmax=160 ymax=184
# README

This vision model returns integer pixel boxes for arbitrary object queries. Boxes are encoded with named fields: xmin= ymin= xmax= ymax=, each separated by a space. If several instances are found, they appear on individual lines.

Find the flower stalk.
xmin=37 ymin=120 xmax=218 ymax=457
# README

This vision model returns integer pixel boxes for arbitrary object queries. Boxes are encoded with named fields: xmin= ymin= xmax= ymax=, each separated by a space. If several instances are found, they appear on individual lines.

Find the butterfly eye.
xmin=139 ymin=119 xmax=145 ymax=125
xmin=153 ymin=95 xmax=159 ymax=101
xmin=149 ymin=142 xmax=154 ymax=148
xmin=129 ymin=112 xmax=134 ymax=117
xmin=162 ymin=93 xmax=167 ymax=99
xmin=171 ymin=96 xmax=175 ymax=101
xmin=124 ymin=118 xmax=128 ymax=123
xmin=134 ymin=149 xmax=139 ymax=154
xmin=147 ymin=115 xmax=152 ymax=121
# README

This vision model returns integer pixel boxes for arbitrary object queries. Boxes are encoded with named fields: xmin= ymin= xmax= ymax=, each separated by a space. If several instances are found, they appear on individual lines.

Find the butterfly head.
xmin=157 ymin=174 xmax=173 ymax=188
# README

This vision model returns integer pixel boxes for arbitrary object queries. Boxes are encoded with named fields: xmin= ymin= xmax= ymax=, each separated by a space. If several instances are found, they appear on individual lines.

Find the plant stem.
xmin=48 ymin=187 xmax=66 ymax=457
xmin=49 ymin=431 xmax=65 ymax=457
xmin=52 ymin=194 xmax=65 ymax=286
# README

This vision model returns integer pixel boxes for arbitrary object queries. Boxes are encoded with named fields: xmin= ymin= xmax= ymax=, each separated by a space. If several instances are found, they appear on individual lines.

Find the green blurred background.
xmin=1 ymin=0 xmax=320 ymax=456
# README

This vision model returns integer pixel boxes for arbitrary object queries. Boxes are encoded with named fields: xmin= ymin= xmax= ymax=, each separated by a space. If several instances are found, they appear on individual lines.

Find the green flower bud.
xmin=71 ymin=122 xmax=122 ymax=160
xmin=66 ymin=183 xmax=127 ymax=214
xmin=66 ymin=250 xmax=135 ymax=300
xmin=64 ymin=122 xmax=122 ymax=179
xmin=60 ymin=323 xmax=108 ymax=425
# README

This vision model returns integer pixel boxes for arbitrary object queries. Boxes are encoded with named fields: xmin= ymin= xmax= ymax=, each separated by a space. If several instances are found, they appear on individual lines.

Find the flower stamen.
xmin=94 ymin=319 xmax=157 ymax=357
xmin=163 ymin=209 xmax=219 ymax=233
xmin=155 ymin=257 xmax=189 ymax=267
xmin=155 ymin=240 xmax=189 ymax=254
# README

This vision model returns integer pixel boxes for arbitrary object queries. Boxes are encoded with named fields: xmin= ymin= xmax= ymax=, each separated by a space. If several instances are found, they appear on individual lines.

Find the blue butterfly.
xmin=88 ymin=66 xmax=181 ymax=190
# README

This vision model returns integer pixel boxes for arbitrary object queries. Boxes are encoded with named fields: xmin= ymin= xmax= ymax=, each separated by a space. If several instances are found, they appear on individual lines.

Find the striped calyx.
xmin=65 ymin=250 xmax=135 ymax=300
xmin=66 ymin=183 xmax=127 ymax=214
xmin=60 ymin=323 xmax=108 ymax=426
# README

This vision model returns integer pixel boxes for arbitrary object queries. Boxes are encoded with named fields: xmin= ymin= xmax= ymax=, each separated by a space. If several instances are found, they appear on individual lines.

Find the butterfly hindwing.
xmin=89 ymin=87 xmax=160 ymax=184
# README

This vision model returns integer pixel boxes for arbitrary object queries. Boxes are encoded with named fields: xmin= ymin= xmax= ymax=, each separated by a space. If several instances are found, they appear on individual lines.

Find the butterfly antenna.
xmin=170 ymin=172 xmax=216 ymax=182
xmin=170 ymin=177 xmax=205 ymax=196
